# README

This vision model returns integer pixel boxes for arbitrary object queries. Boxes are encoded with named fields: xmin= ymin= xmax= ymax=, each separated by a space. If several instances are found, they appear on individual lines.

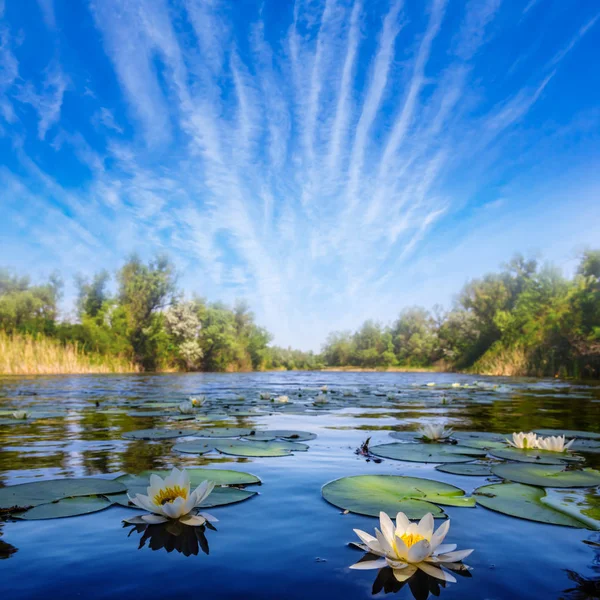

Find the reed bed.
xmin=0 ymin=332 xmax=139 ymax=375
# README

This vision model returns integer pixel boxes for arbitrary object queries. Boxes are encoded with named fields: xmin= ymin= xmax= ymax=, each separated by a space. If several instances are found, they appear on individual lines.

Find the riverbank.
xmin=0 ymin=332 xmax=138 ymax=375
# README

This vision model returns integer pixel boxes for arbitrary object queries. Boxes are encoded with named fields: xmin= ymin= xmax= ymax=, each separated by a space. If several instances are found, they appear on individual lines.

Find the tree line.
xmin=0 ymin=255 xmax=318 ymax=372
xmin=0 ymin=250 xmax=598 ymax=377
xmin=321 ymin=251 xmax=600 ymax=378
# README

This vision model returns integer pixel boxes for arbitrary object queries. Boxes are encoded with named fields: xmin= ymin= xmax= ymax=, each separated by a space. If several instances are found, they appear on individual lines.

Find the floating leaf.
xmin=489 ymin=447 xmax=583 ymax=465
xmin=436 ymin=463 xmax=494 ymax=476
xmin=193 ymin=427 xmax=255 ymax=438
xmin=369 ymin=443 xmax=484 ymax=463
xmin=116 ymin=468 xmax=260 ymax=492
xmin=0 ymin=477 xmax=126 ymax=510
xmin=15 ymin=496 xmax=112 ymax=520
xmin=474 ymin=483 xmax=594 ymax=528
xmin=491 ymin=464 xmax=600 ymax=488
xmin=454 ymin=439 xmax=507 ymax=452
xmin=214 ymin=440 xmax=308 ymax=457
xmin=321 ymin=475 xmax=474 ymax=518
xmin=172 ymin=441 xmax=215 ymax=454
xmin=534 ymin=429 xmax=600 ymax=440
xmin=122 ymin=429 xmax=192 ymax=440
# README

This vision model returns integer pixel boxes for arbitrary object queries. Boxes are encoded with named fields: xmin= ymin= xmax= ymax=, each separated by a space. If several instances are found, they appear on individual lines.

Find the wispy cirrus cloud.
xmin=0 ymin=0 xmax=599 ymax=349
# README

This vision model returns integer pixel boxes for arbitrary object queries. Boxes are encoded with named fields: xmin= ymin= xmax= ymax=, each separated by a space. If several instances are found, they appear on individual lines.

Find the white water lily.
xmin=188 ymin=396 xmax=205 ymax=407
xmin=450 ymin=383 xmax=461 ymax=388
xmin=537 ymin=435 xmax=575 ymax=453
xmin=507 ymin=431 xmax=539 ymax=449
xmin=274 ymin=395 xmax=289 ymax=403
xmin=259 ymin=392 xmax=271 ymax=400
xmin=320 ymin=386 xmax=328 ymax=393
xmin=11 ymin=411 xmax=27 ymax=420
xmin=418 ymin=423 xmax=453 ymax=441
xmin=351 ymin=512 xmax=473 ymax=583
xmin=426 ymin=382 xmax=436 ymax=387
xmin=178 ymin=400 xmax=195 ymax=414
xmin=314 ymin=394 xmax=328 ymax=404
xmin=126 ymin=467 xmax=217 ymax=526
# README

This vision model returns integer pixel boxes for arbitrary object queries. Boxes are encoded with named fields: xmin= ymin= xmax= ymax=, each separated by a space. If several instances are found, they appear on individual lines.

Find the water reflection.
xmin=124 ymin=519 xmax=215 ymax=557
xmin=371 ymin=566 xmax=471 ymax=599
xmin=0 ymin=525 xmax=17 ymax=560
xmin=563 ymin=570 xmax=600 ymax=599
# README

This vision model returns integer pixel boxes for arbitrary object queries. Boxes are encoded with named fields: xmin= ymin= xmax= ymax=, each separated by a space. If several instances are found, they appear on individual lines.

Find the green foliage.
xmin=320 ymin=250 xmax=600 ymax=377
xmin=1 ymin=248 xmax=599 ymax=376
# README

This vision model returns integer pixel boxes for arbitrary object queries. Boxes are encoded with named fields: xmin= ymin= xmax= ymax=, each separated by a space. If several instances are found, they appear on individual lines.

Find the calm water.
xmin=1 ymin=372 xmax=600 ymax=600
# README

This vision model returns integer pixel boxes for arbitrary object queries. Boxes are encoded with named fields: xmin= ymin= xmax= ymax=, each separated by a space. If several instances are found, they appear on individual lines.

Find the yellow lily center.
xmin=153 ymin=485 xmax=188 ymax=505
xmin=400 ymin=532 xmax=426 ymax=548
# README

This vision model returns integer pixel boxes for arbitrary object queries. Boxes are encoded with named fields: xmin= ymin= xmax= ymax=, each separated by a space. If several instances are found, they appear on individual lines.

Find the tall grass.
xmin=0 ymin=332 xmax=139 ymax=375
xmin=471 ymin=343 xmax=530 ymax=377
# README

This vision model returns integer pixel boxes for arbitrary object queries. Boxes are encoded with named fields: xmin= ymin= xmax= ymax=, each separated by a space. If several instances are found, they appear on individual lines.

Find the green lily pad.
xmin=0 ymin=477 xmax=126 ymax=510
xmin=126 ymin=411 xmax=176 ymax=417
xmin=116 ymin=468 xmax=261 ymax=492
xmin=455 ymin=439 xmax=507 ymax=452
xmin=540 ymin=488 xmax=600 ymax=530
xmin=193 ymin=427 xmax=255 ymax=438
xmin=172 ymin=441 xmax=215 ymax=454
xmin=369 ymin=443 xmax=485 ymax=463
xmin=474 ymin=483 xmax=594 ymax=528
xmin=110 ymin=486 xmax=256 ymax=509
xmin=489 ymin=447 xmax=582 ymax=465
xmin=534 ymin=429 xmax=600 ymax=440
xmin=245 ymin=430 xmax=316 ymax=442
xmin=122 ymin=429 xmax=192 ymax=440
xmin=15 ymin=496 xmax=112 ymax=520
xmin=321 ymin=475 xmax=474 ymax=518
xmin=436 ymin=463 xmax=494 ymax=476
xmin=214 ymin=440 xmax=308 ymax=457
xmin=491 ymin=464 xmax=600 ymax=488
xmin=570 ymin=439 xmax=600 ymax=454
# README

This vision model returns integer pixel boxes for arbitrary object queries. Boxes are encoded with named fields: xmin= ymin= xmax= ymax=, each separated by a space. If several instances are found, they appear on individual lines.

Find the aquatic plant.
xmin=125 ymin=467 xmax=217 ymax=526
xmin=417 ymin=424 xmax=453 ymax=442
xmin=178 ymin=400 xmax=195 ymax=414
xmin=507 ymin=431 xmax=539 ymax=449
xmin=350 ymin=511 xmax=473 ymax=583
xmin=537 ymin=435 xmax=575 ymax=452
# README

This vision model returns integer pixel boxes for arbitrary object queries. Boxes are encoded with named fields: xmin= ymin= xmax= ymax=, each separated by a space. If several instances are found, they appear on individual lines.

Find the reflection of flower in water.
xmin=563 ymin=570 xmax=600 ymax=599
xmin=124 ymin=520 xmax=215 ymax=557
xmin=351 ymin=512 xmax=473 ymax=583
xmin=0 ymin=525 xmax=18 ymax=560
xmin=371 ymin=566 xmax=471 ymax=599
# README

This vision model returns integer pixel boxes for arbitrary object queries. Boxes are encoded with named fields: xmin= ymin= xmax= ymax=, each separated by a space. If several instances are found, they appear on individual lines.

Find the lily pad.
xmin=534 ymin=429 xmax=600 ymax=440
xmin=489 ymin=447 xmax=583 ymax=465
xmin=15 ymin=496 xmax=113 ymax=520
xmin=248 ymin=430 xmax=317 ymax=442
xmin=454 ymin=439 xmax=507 ymax=452
xmin=116 ymin=468 xmax=261 ymax=492
xmin=0 ymin=477 xmax=126 ymax=510
xmin=172 ymin=441 xmax=215 ymax=455
xmin=110 ymin=486 xmax=256 ymax=509
xmin=436 ymin=463 xmax=494 ymax=476
xmin=193 ymin=427 xmax=255 ymax=438
xmin=214 ymin=440 xmax=308 ymax=457
xmin=491 ymin=464 xmax=600 ymax=488
xmin=122 ymin=429 xmax=192 ymax=440
xmin=369 ymin=443 xmax=485 ymax=463
xmin=321 ymin=475 xmax=475 ymax=518
xmin=474 ymin=483 xmax=594 ymax=528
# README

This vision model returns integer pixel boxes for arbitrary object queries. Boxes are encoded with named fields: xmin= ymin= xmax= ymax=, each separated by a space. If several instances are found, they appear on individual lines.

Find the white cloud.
xmin=0 ymin=0 xmax=598 ymax=350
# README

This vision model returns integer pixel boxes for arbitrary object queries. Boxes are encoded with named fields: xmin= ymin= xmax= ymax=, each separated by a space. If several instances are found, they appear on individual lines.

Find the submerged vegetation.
xmin=0 ymin=249 xmax=598 ymax=376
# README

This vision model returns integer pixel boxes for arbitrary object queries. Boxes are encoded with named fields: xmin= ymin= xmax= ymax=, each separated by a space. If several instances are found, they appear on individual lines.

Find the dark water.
xmin=1 ymin=372 xmax=600 ymax=600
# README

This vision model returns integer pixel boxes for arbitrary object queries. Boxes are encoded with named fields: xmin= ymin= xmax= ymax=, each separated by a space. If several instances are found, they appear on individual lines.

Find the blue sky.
xmin=0 ymin=0 xmax=599 ymax=351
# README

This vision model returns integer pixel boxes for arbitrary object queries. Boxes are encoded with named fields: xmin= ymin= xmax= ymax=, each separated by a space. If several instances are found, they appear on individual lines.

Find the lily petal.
xmin=349 ymin=558 xmax=387 ymax=570
xmin=392 ymin=565 xmax=417 ymax=582
xmin=141 ymin=514 xmax=168 ymax=524
xmin=417 ymin=561 xmax=457 ymax=583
